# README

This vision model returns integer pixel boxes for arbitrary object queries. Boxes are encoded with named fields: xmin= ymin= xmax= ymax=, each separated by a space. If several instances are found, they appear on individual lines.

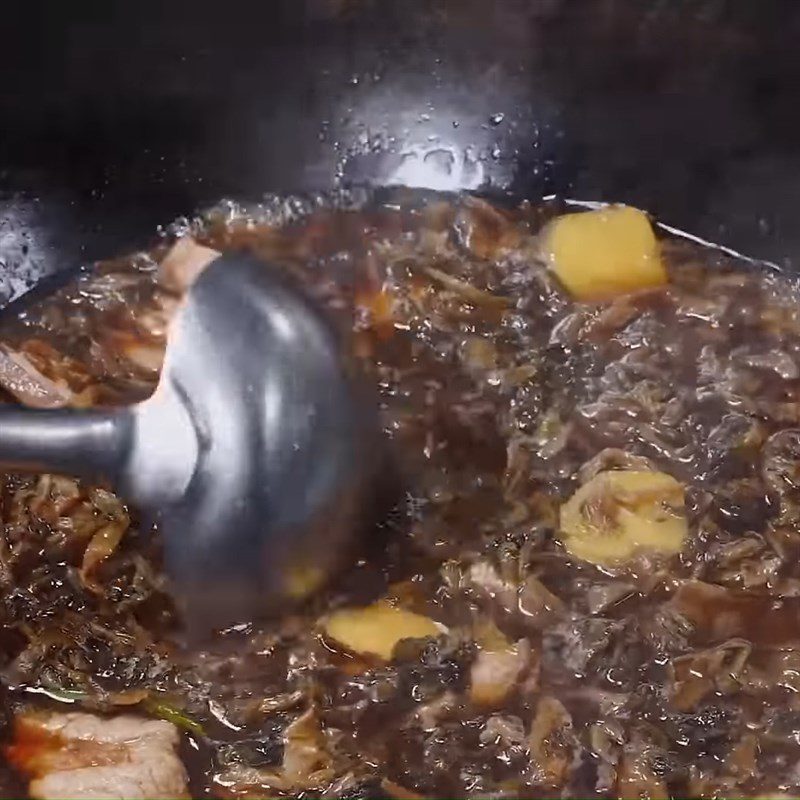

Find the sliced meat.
xmin=6 ymin=710 xmax=189 ymax=800
xmin=528 ymin=696 xmax=577 ymax=789
xmin=470 ymin=639 xmax=531 ymax=708
xmin=671 ymin=580 xmax=800 ymax=647
xmin=157 ymin=238 xmax=220 ymax=294
xmin=0 ymin=345 xmax=74 ymax=408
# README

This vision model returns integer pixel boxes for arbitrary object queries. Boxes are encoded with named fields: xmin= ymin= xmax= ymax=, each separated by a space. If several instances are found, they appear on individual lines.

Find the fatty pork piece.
xmin=0 ymin=345 xmax=76 ymax=408
xmin=0 ymin=238 xmax=219 ymax=408
xmin=157 ymin=237 xmax=220 ymax=294
xmin=6 ymin=711 xmax=189 ymax=800
xmin=120 ymin=238 xmax=220 ymax=370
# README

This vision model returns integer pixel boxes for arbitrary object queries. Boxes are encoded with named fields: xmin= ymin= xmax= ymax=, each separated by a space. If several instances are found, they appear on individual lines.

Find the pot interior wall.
xmin=1 ymin=0 xmax=799 ymax=306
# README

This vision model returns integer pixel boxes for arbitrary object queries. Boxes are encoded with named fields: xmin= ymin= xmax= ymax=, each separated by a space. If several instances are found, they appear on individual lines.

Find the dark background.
xmin=2 ymin=0 xmax=800 ymax=305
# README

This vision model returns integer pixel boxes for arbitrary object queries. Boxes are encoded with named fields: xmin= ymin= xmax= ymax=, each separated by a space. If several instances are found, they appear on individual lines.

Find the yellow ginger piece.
xmin=322 ymin=602 xmax=442 ymax=660
xmin=559 ymin=469 xmax=687 ymax=566
xmin=542 ymin=205 xmax=666 ymax=301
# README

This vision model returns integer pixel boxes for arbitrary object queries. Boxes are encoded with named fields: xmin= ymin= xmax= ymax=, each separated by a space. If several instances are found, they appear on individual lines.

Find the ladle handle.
xmin=0 ymin=406 xmax=133 ymax=483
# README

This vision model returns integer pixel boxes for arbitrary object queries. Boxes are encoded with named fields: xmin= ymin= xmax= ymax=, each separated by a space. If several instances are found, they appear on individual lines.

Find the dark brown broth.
xmin=0 ymin=194 xmax=799 ymax=798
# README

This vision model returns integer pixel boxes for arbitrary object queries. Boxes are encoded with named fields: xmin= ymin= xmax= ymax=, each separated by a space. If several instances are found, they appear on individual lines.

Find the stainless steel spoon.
xmin=0 ymin=253 xmax=377 ymax=630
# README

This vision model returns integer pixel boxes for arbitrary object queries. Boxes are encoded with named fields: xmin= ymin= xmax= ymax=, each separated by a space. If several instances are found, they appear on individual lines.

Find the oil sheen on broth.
xmin=0 ymin=192 xmax=796 ymax=799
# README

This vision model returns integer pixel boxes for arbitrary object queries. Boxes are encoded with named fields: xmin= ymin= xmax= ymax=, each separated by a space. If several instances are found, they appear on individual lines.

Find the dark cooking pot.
xmin=1 ymin=0 xmax=799 ymax=306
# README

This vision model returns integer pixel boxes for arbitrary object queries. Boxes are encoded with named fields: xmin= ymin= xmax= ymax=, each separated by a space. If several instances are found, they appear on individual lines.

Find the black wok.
xmin=1 ymin=4 xmax=800 ymax=796
xmin=2 ymin=0 xmax=800 ymax=311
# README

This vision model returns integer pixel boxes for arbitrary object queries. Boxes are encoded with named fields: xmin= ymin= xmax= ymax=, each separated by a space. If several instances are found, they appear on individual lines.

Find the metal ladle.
xmin=0 ymin=254 xmax=377 ymax=631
